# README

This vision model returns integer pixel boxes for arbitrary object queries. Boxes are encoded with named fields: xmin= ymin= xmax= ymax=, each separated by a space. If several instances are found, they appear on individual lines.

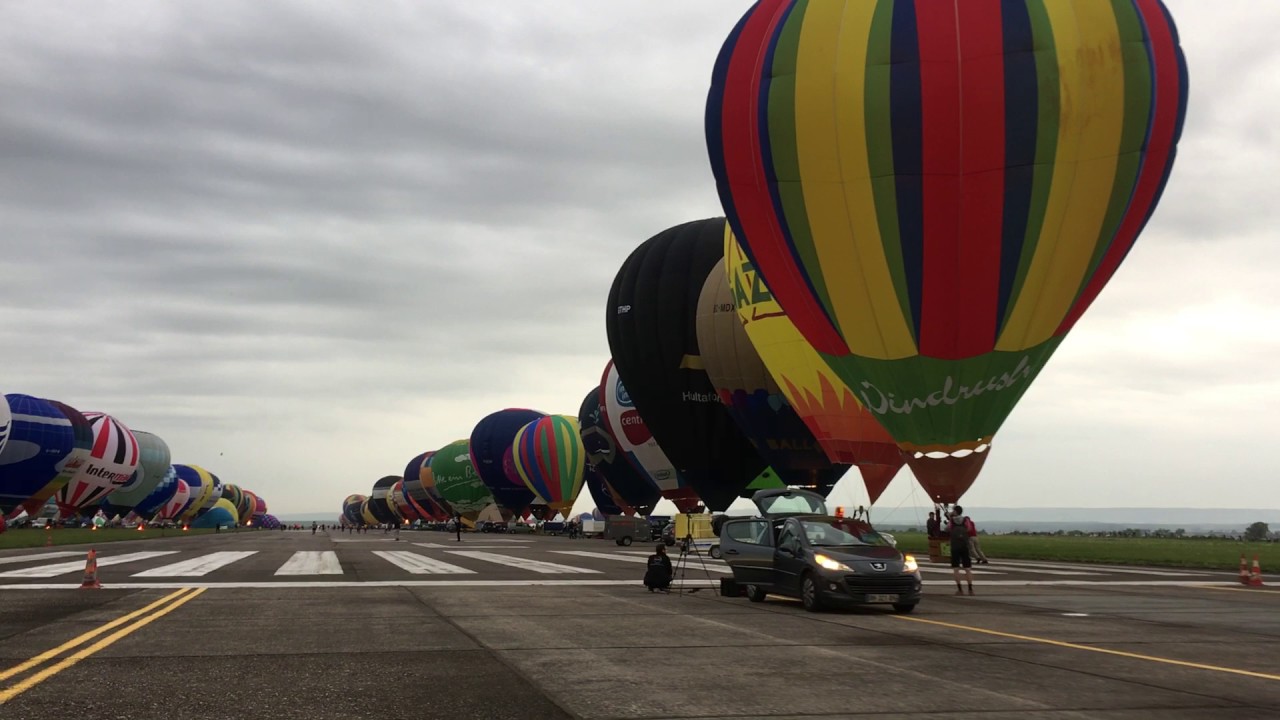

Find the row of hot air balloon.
xmin=341 ymin=411 xmax=590 ymax=526
xmin=0 ymin=392 xmax=273 ymax=529
xmin=345 ymin=0 xmax=1188 ymax=518
xmin=336 ymin=219 xmax=909 ymax=524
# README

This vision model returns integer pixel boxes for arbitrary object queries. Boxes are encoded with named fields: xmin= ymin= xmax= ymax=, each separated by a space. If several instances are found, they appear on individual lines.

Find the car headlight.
xmin=814 ymin=553 xmax=851 ymax=572
xmin=902 ymin=554 xmax=918 ymax=573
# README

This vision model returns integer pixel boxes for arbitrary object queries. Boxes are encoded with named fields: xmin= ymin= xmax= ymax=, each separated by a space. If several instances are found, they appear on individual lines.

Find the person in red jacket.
xmin=965 ymin=513 xmax=990 ymax=565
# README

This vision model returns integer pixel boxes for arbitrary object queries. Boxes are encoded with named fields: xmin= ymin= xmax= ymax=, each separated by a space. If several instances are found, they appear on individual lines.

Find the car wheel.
xmin=708 ymin=545 xmax=721 ymax=560
xmin=892 ymin=602 xmax=917 ymax=614
xmin=664 ymin=538 xmax=674 ymax=547
xmin=801 ymin=573 xmax=824 ymax=612
xmin=620 ymin=536 xmax=633 ymax=546
xmin=745 ymin=585 xmax=767 ymax=603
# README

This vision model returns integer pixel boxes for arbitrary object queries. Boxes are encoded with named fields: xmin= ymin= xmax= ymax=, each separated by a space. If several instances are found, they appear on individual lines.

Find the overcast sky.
xmin=2 ymin=1 xmax=1274 ymax=518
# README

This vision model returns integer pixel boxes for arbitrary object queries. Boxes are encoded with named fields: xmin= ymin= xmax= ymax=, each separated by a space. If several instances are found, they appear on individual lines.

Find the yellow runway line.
xmin=893 ymin=614 xmax=1280 ymax=682
xmin=0 ymin=588 xmax=195 ymax=682
xmin=0 ymin=588 xmax=205 ymax=704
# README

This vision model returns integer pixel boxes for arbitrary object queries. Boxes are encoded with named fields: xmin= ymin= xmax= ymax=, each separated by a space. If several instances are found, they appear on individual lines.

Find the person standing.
xmin=948 ymin=506 xmax=974 ymax=595
xmin=926 ymin=511 xmax=943 ymax=563
xmin=454 ymin=513 xmax=462 ymax=542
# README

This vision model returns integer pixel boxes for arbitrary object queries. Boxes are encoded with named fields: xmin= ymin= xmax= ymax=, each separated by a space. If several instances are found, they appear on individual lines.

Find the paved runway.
xmin=2 ymin=530 xmax=1278 ymax=718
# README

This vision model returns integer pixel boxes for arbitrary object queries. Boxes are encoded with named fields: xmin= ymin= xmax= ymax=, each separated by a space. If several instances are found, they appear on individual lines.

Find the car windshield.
xmin=756 ymin=491 xmax=826 ymax=516
xmin=800 ymin=519 xmax=892 ymax=547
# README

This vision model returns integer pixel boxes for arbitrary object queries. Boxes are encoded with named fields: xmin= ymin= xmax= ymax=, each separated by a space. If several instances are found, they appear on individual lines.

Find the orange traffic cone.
xmin=1239 ymin=554 xmax=1251 ymax=585
xmin=1248 ymin=556 xmax=1264 ymax=587
xmin=45 ymin=526 xmax=53 ymax=547
xmin=79 ymin=549 xmax=101 ymax=589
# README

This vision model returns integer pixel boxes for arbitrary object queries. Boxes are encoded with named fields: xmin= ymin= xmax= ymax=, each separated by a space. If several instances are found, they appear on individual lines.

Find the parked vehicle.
xmin=604 ymin=516 xmax=653 ymax=546
xmin=479 ymin=521 xmax=507 ymax=533
xmin=674 ymin=513 xmax=721 ymax=557
xmin=719 ymin=489 xmax=922 ymax=614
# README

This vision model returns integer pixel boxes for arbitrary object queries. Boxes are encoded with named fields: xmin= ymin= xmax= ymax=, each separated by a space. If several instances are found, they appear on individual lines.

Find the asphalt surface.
xmin=1 ymin=529 xmax=1278 ymax=719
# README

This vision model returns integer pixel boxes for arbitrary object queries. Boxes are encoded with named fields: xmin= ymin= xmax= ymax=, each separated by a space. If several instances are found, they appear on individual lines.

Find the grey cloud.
xmin=1 ymin=1 xmax=1275 ymax=513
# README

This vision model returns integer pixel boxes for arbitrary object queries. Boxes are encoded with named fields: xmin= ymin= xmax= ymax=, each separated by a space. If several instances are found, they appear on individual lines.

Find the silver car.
xmin=719 ymin=489 xmax=922 ymax=613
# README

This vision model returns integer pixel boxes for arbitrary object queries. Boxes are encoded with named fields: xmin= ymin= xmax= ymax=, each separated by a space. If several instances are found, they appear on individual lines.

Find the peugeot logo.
xmin=869 ymin=562 xmax=886 ymax=571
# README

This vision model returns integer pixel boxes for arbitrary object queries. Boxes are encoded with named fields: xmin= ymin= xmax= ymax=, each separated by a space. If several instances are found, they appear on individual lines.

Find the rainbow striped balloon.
xmin=707 ymin=0 xmax=1188 ymax=501
xmin=513 ymin=415 xmax=587 ymax=514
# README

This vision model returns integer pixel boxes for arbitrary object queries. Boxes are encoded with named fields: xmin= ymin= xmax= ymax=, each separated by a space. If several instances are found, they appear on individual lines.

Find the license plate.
xmin=865 ymin=593 xmax=899 ymax=603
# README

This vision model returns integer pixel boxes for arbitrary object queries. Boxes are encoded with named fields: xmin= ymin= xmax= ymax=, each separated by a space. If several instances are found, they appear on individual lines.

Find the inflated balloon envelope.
xmin=722 ymin=230 xmax=904 ymax=504
xmin=513 ymin=414 xmax=587 ymax=516
xmin=0 ymin=394 xmax=9 ymax=459
xmin=0 ymin=396 xmax=82 ymax=516
xmin=606 ymin=219 xmax=772 ymax=511
xmin=431 ymin=438 xmax=495 ymax=518
xmin=707 ymin=0 xmax=1188 ymax=502
xmin=470 ymin=408 xmax=545 ymax=517
xmin=600 ymin=362 xmax=701 ymax=513
xmin=577 ymin=384 xmax=659 ymax=516
xmin=696 ymin=256 xmax=852 ymax=496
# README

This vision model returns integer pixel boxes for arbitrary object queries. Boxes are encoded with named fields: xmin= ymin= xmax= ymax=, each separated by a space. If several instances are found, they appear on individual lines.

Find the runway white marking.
xmin=972 ymin=566 xmax=1098 ymax=576
xmin=986 ymin=560 xmax=1218 ymax=577
xmin=414 ymin=542 xmax=529 ymax=550
xmin=552 ymin=550 xmax=733 ymax=574
xmin=446 ymin=550 xmax=601 ymax=574
xmin=918 ymin=566 xmax=1004 ymax=576
xmin=373 ymin=551 xmax=475 ymax=574
xmin=132 ymin=551 xmax=258 ymax=577
xmin=0 ymin=579 xmax=723 ymax=589
xmin=0 ymin=551 xmax=179 ymax=578
xmin=0 ymin=579 xmax=1252 ymax=591
xmin=275 ymin=551 xmax=343 ymax=576
xmin=0 ymin=551 xmax=84 ymax=566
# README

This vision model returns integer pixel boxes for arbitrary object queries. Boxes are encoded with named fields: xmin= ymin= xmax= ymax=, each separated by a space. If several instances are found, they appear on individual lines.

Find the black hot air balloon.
xmin=606 ymin=218 xmax=768 ymax=510
xmin=366 ymin=475 xmax=401 ymax=524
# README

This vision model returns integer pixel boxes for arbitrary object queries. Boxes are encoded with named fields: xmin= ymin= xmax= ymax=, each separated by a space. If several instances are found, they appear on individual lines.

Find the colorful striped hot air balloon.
xmin=238 ymin=490 xmax=258 ymax=524
xmin=388 ymin=480 xmax=417 ymax=522
xmin=513 ymin=415 xmax=587 ymax=516
xmin=707 ymin=0 xmax=1188 ymax=502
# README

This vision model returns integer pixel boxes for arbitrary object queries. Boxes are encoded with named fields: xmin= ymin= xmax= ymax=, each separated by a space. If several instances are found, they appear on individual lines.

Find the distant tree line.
xmin=896 ymin=523 xmax=1274 ymax=541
